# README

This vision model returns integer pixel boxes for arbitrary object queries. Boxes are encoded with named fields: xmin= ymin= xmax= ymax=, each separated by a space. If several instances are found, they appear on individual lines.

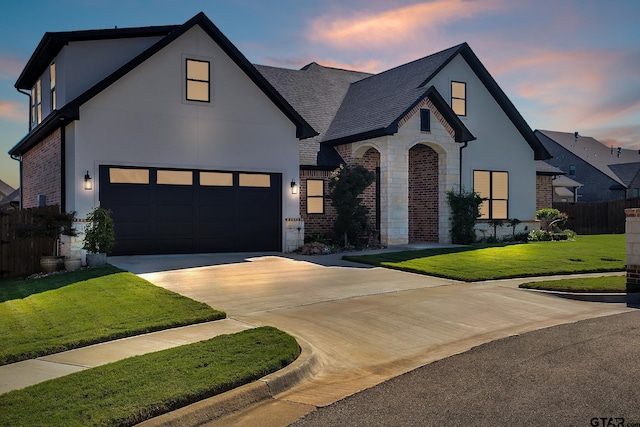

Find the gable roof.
xmin=255 ymin=62 xmax=372 ymax=166
xmin=536 ymin=130 xmax=640 ymax=188
xmin=322 ymin=43 xmax=549 ymax=160
xmin=0 ymin=179 xmax=15 ymax=198
xmin=536 ymin=160 xmax=565 ymax=176
xmin=10 ymin=12 xmax=316 ymax=157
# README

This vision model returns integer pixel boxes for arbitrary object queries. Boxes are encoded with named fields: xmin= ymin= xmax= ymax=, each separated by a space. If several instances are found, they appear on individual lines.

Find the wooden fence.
xmin=554 ymin=197 xmax=640 ymax=235
xmin=0 ymin=205 xmax=57 ymax=279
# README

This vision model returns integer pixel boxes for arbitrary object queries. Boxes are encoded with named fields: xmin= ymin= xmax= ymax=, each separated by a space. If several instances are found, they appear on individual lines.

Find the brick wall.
xmin=21 ymin=129 xmax=62 ymax=209
xmin=625 ymin=208 xmax=640 ymax=297
xmin=408 ymin=144 xmax=438 ymax=242
xmin=300 ymin=169 xmax=337 ymax=239
xmin=536 ymin=175 xmax=553 ymax=210
xmin=354 ymin=148 xmax=379 ymax=234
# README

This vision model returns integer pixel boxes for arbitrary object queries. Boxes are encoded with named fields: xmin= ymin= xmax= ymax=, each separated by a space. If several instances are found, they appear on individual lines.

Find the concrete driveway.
xmin=111 ymin=251 xmax=631 ymax=426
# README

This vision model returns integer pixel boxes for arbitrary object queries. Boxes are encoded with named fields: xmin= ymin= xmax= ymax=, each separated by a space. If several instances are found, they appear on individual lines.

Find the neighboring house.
xmin=0 ymin=179 xmax=15 ymax=202
xmin=552 ymin=175 xmax=582 ymax=203
xmin=8 ymin=12 xmax=549 ymax=255
xmin=535 ymin=161 xmax=566 ymax=209
xmin=535 ymin=130 xmax=640 ymax=202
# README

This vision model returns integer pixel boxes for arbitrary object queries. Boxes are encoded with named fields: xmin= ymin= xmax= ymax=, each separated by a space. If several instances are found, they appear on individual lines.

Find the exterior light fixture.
xmin=84 ymin=171 xmax=93 ymax=190
xmin=290 ymin=179 xmax=298 ymax=194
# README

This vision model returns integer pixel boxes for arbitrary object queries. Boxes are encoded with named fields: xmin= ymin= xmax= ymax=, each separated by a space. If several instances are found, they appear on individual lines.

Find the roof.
xmin=536 ymin=130 xmax=640 ymax=188
xmin=255 ymin=62 xmax=371 ymax=167
xmin=10 ymin=12 xmax=317 ymax=157
xmin=0 ymin=188 xmax=20 ymax=206
xmin=0 ymin=179 xmax=15 ymax=198
xmin=259 ymin=43 xmax=549 ymax=166
xmin=553 ymin=175 xmax=582 ymax=188
xmin=536 ymin=160 xmax=565 ymax=176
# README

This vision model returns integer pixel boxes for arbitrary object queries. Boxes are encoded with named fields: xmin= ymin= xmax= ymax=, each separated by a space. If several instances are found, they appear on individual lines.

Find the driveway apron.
xmin=113 ymin=253 xmax=631 ymax=423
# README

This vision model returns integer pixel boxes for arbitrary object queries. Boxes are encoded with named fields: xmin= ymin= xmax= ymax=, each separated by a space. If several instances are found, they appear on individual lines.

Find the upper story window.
xmin=31 ymin=79 xmax=42 ymax=127
xmin=50 ymin=63 xmax=56 ymax=110
xmin=420 ymin=109 xmax=431 ymax=132
xmin=474 ymin=170 xmax=508 ymax=220
xmin=569 ymin=165 xmax=576 ymax=176
xmin=451 ymin=81 xmax=466 ymax=116
xmin=185 ymin=58 xmax=210 ymax=102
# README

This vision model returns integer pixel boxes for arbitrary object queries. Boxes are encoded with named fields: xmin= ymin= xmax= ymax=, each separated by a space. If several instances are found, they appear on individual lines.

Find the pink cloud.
xmin=308 ymin=0 xmax=507 ymax=50
xmin=0 ymin=54 xmax=24 ymax=80
xmin=0 ymin=99 xmax=26 ymax=122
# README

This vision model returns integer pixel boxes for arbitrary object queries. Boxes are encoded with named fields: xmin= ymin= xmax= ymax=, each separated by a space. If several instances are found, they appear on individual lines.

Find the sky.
xmin=1 ymin=0 xmax=639 ymax=189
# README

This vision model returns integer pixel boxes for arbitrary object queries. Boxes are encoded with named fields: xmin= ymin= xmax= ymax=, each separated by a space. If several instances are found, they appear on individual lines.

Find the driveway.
xmin=111 ymin=251 xmax=631 ymax=426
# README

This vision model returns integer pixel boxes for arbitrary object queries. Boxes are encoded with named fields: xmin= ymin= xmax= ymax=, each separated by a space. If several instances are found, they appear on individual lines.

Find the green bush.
xmin=528 ymin=229 xmax=551 ymax=241
xmin=447 ymin=190 xmax=484 ymax=244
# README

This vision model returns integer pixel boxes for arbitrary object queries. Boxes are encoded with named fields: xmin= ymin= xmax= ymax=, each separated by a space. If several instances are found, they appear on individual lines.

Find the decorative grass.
xmin=0 ymin=266 xmax=224 ymax=365
xmin=0 ymin=326 xmax=300 ymax=427
xmin=519 ymin=275 xmax=626 ymax=293
xmin=344 ymin=235 xmax=625 ymax=281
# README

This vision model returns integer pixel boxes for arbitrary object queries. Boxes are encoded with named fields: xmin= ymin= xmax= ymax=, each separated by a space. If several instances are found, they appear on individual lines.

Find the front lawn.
xmin=0 ymin=326 xmax=299 ymax=427
xmin=519 ymin=275 xmax=625 ymax=293
xmin=0 ymin=265 xmax=225 ymax=365
xmin=344 ymin=234 xmax=625 ymax=281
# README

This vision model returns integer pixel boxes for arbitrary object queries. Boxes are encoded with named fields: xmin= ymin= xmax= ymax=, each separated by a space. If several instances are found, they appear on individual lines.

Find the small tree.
xmin=508 ymin=218 xmax=521 ymax=239
xmin=83 ymin=207 xmax=115 ymax=254
xmin=15 ymin=207 xmax=76 ymax=256
xmin=447 ymin=190 xmax=483 ymax=244
xmin=328 ymin=165 xmax=375 ymax=247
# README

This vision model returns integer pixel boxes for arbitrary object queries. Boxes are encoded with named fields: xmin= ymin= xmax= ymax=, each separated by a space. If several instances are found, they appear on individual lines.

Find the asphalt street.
xmin=292 ymin=310 xmax=640 ymax=427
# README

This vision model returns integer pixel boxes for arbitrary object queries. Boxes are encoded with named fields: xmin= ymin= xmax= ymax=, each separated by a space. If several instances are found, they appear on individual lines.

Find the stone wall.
xmin=625 ymin=208 xmax=640 ymax=300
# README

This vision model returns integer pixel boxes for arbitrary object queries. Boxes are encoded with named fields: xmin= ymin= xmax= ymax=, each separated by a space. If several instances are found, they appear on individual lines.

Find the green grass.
xmin=0 ymin=326 xmax=300 ymax=427
xmin=344 ymin=234 xmax=625 ymax=281
xmin=519 ymin=275 xmax=626 ymax=293
xmin=0 ymin=266 xmax=225 ymax=365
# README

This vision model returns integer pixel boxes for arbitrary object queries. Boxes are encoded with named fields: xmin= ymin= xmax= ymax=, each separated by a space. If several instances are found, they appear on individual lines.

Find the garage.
xmin=99 ymin=165 xmax=282 ymax=255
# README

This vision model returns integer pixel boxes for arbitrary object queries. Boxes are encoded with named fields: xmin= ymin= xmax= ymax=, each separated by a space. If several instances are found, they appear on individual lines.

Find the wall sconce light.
xmin=290 ymin=179 xmax=298 ymax=194
xmin=84 ymin=171 xmax=93 ymax=190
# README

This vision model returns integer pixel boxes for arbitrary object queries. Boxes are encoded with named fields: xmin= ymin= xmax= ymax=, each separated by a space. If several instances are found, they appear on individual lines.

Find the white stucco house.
xmin=8 ymin=12 xmax=550 ymax=256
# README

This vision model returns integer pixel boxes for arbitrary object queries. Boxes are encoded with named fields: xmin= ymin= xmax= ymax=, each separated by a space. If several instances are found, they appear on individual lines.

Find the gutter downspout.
xmin=13 ymin=88 xmax=32 ymax=207
xmin=459 ymin=141 xmax=468 ymax=192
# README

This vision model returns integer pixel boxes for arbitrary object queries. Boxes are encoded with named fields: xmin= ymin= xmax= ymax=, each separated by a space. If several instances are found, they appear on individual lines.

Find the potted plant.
xmin=83 ymin=206 xmax=115 ymax=267
xmin=16 ymin=207 xmax=77 ymax=273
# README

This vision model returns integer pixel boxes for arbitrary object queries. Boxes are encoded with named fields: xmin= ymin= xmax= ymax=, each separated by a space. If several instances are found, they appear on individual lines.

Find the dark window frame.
xmin=306 ymin=179 xmax=324 ymax=214
xmin=420 ymin=109 xmax=431 ymax=132
xmin=185 ymin=58 xmax=211 ymax=103
xmin=451 ymin=80 xmax=466 ymax=116
xmin=473 ymin=170 xmax=509 ymax=220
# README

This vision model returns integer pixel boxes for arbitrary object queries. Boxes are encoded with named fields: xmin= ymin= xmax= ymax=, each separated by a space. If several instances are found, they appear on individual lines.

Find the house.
xmin=535 ymin=161 xmax=568 ymax=209
xmin=535 ymin=130 xmax=640 ymax=202
xmin=8 ymin=12 xmax=549 ymax=256
xmin=0 ymin=179 xmax=15 ymax=202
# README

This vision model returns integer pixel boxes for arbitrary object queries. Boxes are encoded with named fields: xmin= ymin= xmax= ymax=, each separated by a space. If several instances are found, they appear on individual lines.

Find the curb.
xmin=521 ymin=288 xmax=628 ymax=303
xmin=137 ymin=337 xmax=320 ymax=427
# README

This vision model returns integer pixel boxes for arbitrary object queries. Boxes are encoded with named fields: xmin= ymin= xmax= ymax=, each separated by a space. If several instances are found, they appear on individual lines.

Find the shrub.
xmin=528 ymin=229 xmax=551 ymax=241
xmin=447 ymin=190 xmax=484 ymax=244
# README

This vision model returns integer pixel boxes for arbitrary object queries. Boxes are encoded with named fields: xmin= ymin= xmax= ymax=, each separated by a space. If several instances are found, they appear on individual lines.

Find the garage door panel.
xmin=100 ymin=166 xmax=281 ymax=255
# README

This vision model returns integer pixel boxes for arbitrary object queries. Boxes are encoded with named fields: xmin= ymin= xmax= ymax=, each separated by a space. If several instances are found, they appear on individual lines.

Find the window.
xmin=109 ymin=167 xmax=149 ymax=184
xmin=634 ymin=188 xmax=640 ymax=198
xmin=451 ymin=81 xmax=466 ymax=116
xmin=157 ymin=170 xmax=193 ymax=185
xmin=569 ymin=165 xmax=576 ymax=176
xmin=185 ymin=59 xmax=210 ymax=102
xmin=31 ymin=79 xmax=42 ymax=126
xmin=239 ymin=173 xmax=270 ymax=187
xmin=474 ymin=170 xmax=508 ymax=219
xmin=420 ymin=109 xmax=431 ymax=132
xmin=200 ymin=171 xmax=233 ymax=186
xmin=307 ymin=180 xmax=324 ymax=214
xmin=50 ymin=63 xmax=56 ymax=110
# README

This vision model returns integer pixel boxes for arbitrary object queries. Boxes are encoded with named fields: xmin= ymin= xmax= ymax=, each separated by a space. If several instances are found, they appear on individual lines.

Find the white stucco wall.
xmin=65 ymin=26 xmax=300 ymax=249
xmin=429 ymin=55 xmax=537 ymax=222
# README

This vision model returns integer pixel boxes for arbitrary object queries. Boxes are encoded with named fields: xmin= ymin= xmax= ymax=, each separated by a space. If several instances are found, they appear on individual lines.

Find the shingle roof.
xmin=609 ymin=162 xmax=640 ymax=187
xmin=255 ymin=63 xmax=371 ymax=166
xmin=536 ymin=160 xmax=565 ymax=176
xmin=536 ymin=130 xmax=640 ymax=187
xmin=0 ymin=179 xmax=15 ymax=198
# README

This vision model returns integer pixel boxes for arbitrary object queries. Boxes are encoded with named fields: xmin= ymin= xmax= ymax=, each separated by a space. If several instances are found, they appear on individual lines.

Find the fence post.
xmin=625 ymin=208 xmax=640 ymax=304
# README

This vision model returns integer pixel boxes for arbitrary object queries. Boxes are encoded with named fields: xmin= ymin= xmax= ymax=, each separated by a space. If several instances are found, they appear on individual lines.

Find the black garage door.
xmin=99 ymin=165 xmax=282 ymax=255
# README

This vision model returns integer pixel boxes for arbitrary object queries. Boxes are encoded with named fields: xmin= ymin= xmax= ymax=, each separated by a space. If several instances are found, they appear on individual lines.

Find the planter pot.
xmin=40 ymin=256 xmax=65 ymax=273
xmin=64 ymin=258 xmax=82 ymax=272
xmin=86 ymin=253 xmax=107 ymax=267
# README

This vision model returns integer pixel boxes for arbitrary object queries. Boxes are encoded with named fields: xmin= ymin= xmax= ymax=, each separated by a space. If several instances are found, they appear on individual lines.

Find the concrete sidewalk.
xmin=0 ymin=319 xmax=253 ymax=394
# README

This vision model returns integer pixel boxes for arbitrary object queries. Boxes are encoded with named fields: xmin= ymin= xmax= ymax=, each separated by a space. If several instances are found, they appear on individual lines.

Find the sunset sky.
xmin=1 ymin=0 xmax=639 ymax=189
